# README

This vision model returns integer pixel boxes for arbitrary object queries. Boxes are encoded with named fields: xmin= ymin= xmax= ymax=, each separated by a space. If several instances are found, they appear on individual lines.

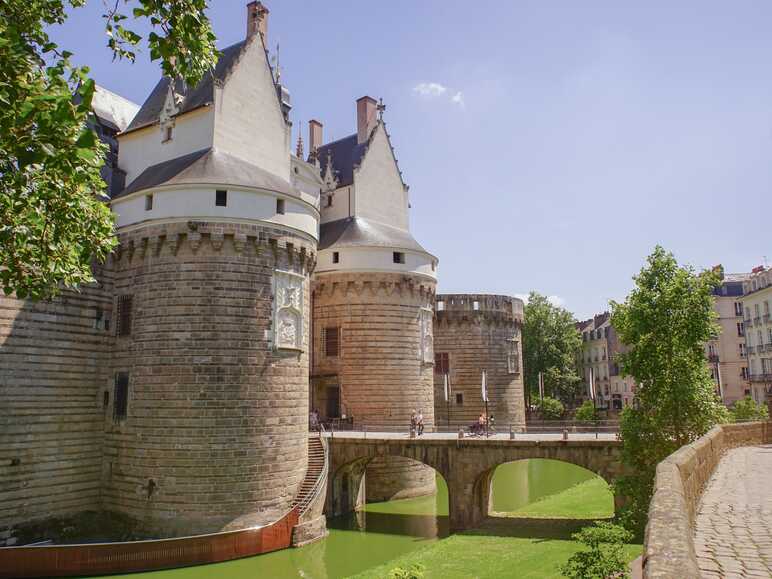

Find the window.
xmin=740 ymin=343 xmax=746 ymax=358
xmin=116 ymin=295 xmax=133 ymax=337
xmin=215 ymin=189 xmax=227 ymax=207
xmin=393 ymin=252 xmax=405 ymax=264
xmin=145 ymin=194 xmax=153 ymax=211
xmin=737 ymin=322 xmax=745 ymax=337
xmin=164 ymin=126 xmax=173 ymax=142
xmin=332 ymin=251 xmax=340 ymax=264
xmin=473 ymin=301 xmax=480 ymax=310
xmin=113 ymin=372 xmax=129 ymax=421
xmin=323 ymin=327 xmax=340 ymax=358
xmin=735 ymin=302 xmax=743 ymax=317
xmin=507 ymin=339 xmax=520 ymax=374
xmin=102 ymin=390 xmax=109 ymax=411
xmin=435 ymin=352 xmax=449 ymax=374
xmin=326 ymin=195 xmax=333 ymax=208
xmin=455 ymin=392 xmax=464 ymax=405
xmin=436 ymin=301 xmax=445 ymax=311
xmin=277 ymin=198 xmax=285 ymax=214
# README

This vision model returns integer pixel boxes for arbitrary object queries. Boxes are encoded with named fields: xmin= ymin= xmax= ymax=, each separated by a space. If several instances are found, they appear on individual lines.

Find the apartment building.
xmin=740 ymin=265 xmax=772 ymax=404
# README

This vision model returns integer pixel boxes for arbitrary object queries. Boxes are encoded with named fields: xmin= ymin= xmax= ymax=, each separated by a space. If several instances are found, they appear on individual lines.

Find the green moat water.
xmin=114 ymin=460 xmax=608 ymax=579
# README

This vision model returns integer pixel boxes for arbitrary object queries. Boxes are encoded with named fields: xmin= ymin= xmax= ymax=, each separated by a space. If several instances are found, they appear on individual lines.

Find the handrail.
xmin=296 ymin=425 xmax=329 ymax=516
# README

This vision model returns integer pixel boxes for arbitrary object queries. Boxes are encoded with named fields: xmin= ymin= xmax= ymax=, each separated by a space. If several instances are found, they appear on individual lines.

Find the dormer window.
xmin=215 ymin=190 xmax=227 ymax=207
xmin=277 ymin=199 xmax=285 ymax=215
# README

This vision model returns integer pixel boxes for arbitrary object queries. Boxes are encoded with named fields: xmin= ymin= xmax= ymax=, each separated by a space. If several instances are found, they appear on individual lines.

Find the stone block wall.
xmin=0 ymin=276 xmax=114 ymax=546
xmin=312 ymin=272 xmax=437 ymax=501
xmin=644 ymin=421 xmax=772 ymax=578
xmin=102 ymin=220 xmax=314 ymax=537
xmin=433 ymin=294 xmax=525 ymax=429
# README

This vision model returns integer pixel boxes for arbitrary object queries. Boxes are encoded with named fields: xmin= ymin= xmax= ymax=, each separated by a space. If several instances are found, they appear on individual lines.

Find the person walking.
xmin=409 ymin=409 xmax=417 ymax=437
xmin=417 ymin=409 xmax=425 ymax=436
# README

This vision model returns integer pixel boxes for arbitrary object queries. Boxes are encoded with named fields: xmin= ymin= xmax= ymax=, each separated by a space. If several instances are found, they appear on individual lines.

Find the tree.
xmin=730 ymin=396 xmax=769 ymax=422
xmin=610 ymin=247 xmax=729 ymax=535
xmin=575 ymin=399 xmax=597 ymax=422
xmin=560 ymin=521 xmax=633 ymax=579
xmin=523 ymin=292 xmax=583 ymax=406
xmin=387 ymin=564 xmax=425 ymax=579
xmin=0 ymin=1 xmax=217 ymax=299
xmin=537 ymin=396 xmax=565 ymax=420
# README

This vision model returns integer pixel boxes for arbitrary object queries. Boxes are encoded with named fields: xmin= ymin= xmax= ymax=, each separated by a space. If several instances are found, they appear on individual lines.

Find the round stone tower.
xmin=310 ymin=101 xmax=438 ymax=501
xmin=433 ymin=294 xmax=526 ymax=429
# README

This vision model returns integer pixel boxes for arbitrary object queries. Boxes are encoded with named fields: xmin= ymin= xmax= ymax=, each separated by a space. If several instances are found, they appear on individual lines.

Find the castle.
xmin=0 ymin=2 xmax=524 ymax=546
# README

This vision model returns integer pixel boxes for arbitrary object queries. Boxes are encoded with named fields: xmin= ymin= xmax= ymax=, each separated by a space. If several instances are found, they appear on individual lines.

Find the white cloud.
xmin=413 ymin=82 xmax=448 ymax=98
xmin=514 ymin=293 xmax=566 ymax=308
xmin=451 ymin=91 xmax=465 ymax=107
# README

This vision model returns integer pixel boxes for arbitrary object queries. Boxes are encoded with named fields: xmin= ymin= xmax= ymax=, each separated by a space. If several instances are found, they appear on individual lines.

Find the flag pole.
xmin=445 ymin=372 xmax=451 ymax=430
xmin=483 ymin=370 xmax=489 ymax=438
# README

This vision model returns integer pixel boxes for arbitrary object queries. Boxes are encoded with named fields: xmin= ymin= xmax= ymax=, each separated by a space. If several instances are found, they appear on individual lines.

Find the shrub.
xmin=538 ymin=396 xmax=565 ymax=420
xmin=730 ymin=396 xmax=769 ymax=422
xmin=560 ymin=521 xmax=633 ymax=579
xmin=386 ymin=564 xmax=425 ymax=579
xmin=575 ymin=400 xmax=597 ymax=422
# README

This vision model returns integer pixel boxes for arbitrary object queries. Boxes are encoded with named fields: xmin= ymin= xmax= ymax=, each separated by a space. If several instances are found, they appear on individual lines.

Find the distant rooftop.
xmin=92 ymin=85 xmax=140 ymax=132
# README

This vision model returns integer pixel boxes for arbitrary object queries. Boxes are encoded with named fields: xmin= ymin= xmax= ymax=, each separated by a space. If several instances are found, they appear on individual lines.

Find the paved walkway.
xmin=323 ymin=430 xmax=618 ymax=441
xmin=694 ymin=444 xmax=772 ymax=578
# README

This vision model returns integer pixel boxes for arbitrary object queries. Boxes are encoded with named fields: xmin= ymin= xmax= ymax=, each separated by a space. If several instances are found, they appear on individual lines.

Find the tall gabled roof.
xmin=124 ymin=36 xmax=282 ymax=133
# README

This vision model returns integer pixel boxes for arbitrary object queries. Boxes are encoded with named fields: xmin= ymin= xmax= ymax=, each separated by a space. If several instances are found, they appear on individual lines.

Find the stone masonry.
xmin=433 ymin=294 xmax=525 ymax=429
xmin=312 ymin=271 xmax=437 ymax=502
xmin=103 ymin=220 xmax=315 ymax=537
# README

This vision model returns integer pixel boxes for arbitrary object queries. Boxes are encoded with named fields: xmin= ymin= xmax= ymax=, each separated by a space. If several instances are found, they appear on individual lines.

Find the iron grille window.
xmin=116 ymin=295 xmax=133 ymax=337
xmin=434 ymin=352 xmax=449 ymax=375
xmin=114 ymin=372 xmax=129 ymax=421
xmin=324 ymin=327 xmax=340 ymax=358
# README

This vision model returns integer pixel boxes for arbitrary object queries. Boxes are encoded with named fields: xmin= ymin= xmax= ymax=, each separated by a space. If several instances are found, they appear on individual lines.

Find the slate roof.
xmin=124 ymin=40 xmax=250 ymax=133
xmin=115 ymin=147 xmax=297 ymax=198
xmin=315 ymin=134 xmax=367 ymax=188
xmin=92 ymin=85 xmax=140 ymax=132
xmin=319 ymin=217 xmax=431 ymax=254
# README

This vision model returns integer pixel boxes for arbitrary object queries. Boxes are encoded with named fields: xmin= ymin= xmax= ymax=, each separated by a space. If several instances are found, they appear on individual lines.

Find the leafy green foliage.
xmin=610 ymin=247 xmax=730 ymax=535
xmin=538 ymin=396 xmax=565 ymax=420
xmin=386 ymin=564 xmax=425 ymax=579
xmin=523 ymin=292 xmax=583 ymax=406
xmin=560 ymin=521 xmax=633 ymax=579
xmin=0 ymin=1 xmax=217 ymax=299
xmin=574 ymin=400 xmax=597 ymax=422
xmin=730 ymin=396 xmax=769 ymax=422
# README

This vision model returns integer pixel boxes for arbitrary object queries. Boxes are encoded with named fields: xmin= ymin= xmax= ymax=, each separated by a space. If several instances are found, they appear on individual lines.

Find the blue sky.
xmin=51 ymin=1 xmax=772 ymax=319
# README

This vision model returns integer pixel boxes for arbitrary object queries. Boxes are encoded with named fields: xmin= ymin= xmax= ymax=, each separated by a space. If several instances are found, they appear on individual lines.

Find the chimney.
xmin=246 ymin=2 xmax=269 ymax=39
xmin=308 ymin=120 xmax=323 ymax=159
xmin=356 ymin=96 xmax=377 ymax=144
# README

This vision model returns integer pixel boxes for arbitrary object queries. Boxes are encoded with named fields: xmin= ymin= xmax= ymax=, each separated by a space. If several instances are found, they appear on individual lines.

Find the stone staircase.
xmin=291 ymin=434 xmax=328 ymax=515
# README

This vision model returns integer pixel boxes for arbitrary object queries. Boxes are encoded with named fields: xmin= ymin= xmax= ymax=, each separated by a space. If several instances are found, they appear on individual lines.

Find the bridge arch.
xmin=326 ymin=436 xmax=627 ymax=530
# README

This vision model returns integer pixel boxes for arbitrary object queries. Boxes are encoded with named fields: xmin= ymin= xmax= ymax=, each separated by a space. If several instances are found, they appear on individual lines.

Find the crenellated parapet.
xmin=113 ymin=220 xmax=317 ymax=274
xmin=313 ymin=272 xmax=435 ymax=305
xmin=435 ymin=293 xmax=524 ymax=328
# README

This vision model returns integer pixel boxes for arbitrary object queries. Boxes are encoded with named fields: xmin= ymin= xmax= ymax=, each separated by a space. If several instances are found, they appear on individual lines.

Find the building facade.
xmin=740 ymin=266 xmax=772 ymax=404
xmin=0 ymin=1 xmax=529 ymax=544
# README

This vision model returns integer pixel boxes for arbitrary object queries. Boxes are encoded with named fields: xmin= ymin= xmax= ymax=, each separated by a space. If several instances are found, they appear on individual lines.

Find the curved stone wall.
xmin=311 ymin=272 xmax=436 ymax=501
xmin=103 ymin=220 xmax=315 ymax=537
xmin=433 ymin=294 xmax=525 ymax=429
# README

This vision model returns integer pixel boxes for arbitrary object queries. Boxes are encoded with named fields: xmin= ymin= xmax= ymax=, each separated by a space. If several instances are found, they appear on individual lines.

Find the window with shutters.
xmin=114 ymin=372 xmax=129 ymax=421
xmin=116 ymin=295 xmax=133 ymax=336
xmin=434 ymin=352 xmax=449 ymax=375
xmin=323 ymin=327 xmax=340 ymax=358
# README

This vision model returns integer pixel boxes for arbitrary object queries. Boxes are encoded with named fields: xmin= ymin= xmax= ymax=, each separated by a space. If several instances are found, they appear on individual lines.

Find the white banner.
xmin=481 ymin=370 xmax=488 ymax=402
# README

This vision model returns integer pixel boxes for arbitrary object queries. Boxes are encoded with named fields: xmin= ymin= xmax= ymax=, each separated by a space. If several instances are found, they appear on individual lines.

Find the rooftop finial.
xmin=296 ymin=124 xmax=304 ymax=159
xmin=377 ymin=97 xmax=386 ymax=120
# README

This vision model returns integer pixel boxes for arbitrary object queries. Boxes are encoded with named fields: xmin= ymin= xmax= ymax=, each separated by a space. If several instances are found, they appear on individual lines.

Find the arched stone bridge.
xmin=326 ymin=435 xmax=627 ymax=530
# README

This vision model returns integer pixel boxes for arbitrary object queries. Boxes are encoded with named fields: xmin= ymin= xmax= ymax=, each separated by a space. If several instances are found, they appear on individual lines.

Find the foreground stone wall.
xmin=0 ymin=276 xmax=114 ymax=546
xmin=433 ymin=294 xmax=525 ymax=429
xmin=102 ymin=221 xmax=314 ymax=537
xmin=644 ymin=421 xmax=772 ymax=578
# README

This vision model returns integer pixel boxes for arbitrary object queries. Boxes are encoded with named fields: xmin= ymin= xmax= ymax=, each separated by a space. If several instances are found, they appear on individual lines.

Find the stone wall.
xmin=433 ymin=294 xmax=525 ymax=429
xmin=102 ymin=220 xmax=314 ymax=537
xmin=0 ymin=275 xmax=114 ymax=546
xmin=644 ymin=421 xmax=772 ymax=578
xmin=312 ymin=272 xmax=437 ymax=501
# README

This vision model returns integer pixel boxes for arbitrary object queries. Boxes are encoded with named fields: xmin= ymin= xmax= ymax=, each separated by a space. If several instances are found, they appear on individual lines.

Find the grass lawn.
xmin=350 ymin=518 xmax=641 ymax=579
xmin=497 ymin=477 xmax=614 ymax=520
